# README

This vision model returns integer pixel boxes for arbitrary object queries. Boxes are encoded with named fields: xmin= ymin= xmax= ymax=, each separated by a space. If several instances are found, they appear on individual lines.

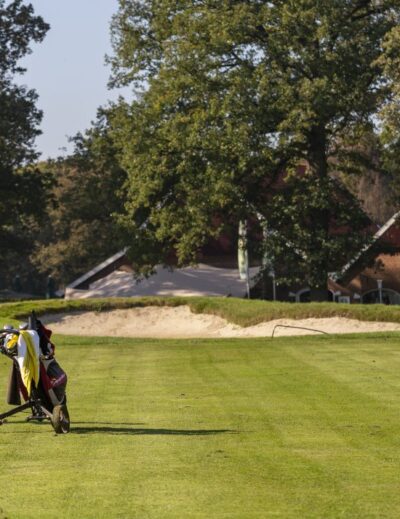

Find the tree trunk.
xmin=308 ymin=126 xmax=330 ymax=302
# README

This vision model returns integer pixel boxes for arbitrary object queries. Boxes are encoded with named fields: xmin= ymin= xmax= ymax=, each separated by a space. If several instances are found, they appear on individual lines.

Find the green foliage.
xmin=376 ymin=25 xmax=400 ymax=207
xmin=108 ymin=1 xmax=400 ymax=296
xmin=262 ymin=175 xmax=371 ymax=287
xmin=378 ymin=24 xmax=400 ymax=147
xmin=334 ymin=130 xmax=397 ymax=225
xmin=0 ymin=1 xmax=50 ymax=290
xmin=32 ymin=114 xmax=127 ymax=285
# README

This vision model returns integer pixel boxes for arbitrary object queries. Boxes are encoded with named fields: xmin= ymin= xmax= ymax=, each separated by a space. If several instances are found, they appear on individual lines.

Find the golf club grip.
xmin=0 ymin=329 xmax=20 ymax=336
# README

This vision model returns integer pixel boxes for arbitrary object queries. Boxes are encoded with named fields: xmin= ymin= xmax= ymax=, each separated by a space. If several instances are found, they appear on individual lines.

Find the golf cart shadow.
xmin=70 ymin=424 xmax=235 ymax=436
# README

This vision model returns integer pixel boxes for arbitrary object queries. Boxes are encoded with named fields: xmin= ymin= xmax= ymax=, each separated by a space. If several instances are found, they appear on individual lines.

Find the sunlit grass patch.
xmin=1 ymin=333 xmax=400 ymax=517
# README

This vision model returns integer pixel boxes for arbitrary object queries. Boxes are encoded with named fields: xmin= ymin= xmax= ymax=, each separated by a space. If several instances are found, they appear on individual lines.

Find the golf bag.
xmin=1 ymin=312 xmax=70 ymax=434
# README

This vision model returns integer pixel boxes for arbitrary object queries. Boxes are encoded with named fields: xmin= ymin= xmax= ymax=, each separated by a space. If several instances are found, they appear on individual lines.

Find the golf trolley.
xmin=0 ymin=313 xmax=70 ymax=434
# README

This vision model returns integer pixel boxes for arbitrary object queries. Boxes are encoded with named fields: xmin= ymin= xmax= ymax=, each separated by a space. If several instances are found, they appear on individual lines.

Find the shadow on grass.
xmin=70 ymin=425 xmax=235 ymax=436
xmin=73 ymin=421 xmax=146 ymax=427
xmin=7 ymin=420 xmax=146 ymax=426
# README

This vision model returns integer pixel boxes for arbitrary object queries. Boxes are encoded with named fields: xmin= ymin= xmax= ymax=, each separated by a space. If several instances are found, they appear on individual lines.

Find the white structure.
xmin=65 ymin=259 xmax=260 ymax=299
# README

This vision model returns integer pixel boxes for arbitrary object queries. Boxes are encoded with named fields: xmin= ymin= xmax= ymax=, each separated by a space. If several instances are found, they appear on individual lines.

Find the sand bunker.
xmin=41 ymin=306 xmax=400 ymax=338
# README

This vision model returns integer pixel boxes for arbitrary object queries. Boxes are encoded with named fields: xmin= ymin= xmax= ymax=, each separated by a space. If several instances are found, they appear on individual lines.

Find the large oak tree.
xmin=109 ymin=0 xmax=400 ymax=299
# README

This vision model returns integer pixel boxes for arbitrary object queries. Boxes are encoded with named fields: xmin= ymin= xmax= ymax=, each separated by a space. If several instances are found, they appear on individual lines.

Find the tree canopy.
xmin=33 ymin=115 xmax=127 ymax=285
xmin=0 ymin=0 xmax=50 ymax=289
xmin=109 ymin=0 xmax=400 ymax=299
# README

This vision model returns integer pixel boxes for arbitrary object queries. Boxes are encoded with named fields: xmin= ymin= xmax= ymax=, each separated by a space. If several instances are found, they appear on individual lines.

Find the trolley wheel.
xmin=51 ymin=404 xmax=70 ymax=434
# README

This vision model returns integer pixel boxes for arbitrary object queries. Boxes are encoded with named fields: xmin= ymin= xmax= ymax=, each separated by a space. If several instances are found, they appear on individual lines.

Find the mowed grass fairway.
xmin=1 ymin=333 xmax=400 ymax=518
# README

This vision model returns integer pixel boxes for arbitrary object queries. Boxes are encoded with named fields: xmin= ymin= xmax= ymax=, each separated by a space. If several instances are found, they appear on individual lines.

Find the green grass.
xmin=2 ymin=296 xmax=400 ymax=328
xmin=1 ymin=332 xmax=400 ymax=517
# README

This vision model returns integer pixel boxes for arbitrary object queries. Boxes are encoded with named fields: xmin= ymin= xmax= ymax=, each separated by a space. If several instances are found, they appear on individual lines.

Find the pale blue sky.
xmin=16 ymin=0 xmax=130 ymax=159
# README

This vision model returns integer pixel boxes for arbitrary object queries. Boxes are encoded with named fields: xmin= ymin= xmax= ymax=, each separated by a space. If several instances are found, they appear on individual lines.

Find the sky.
xmin=16 ymin=0 xmax=130 ymax=159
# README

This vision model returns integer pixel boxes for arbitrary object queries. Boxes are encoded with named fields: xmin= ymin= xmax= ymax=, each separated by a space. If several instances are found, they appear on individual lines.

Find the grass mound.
xmin=1 ymin=296 xmax=400 ymax=328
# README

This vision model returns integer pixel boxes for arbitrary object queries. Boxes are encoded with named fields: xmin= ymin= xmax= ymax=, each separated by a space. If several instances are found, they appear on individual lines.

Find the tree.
xmin=374 ymin=24 xmax=400 ymax=213
xmin=109 ymin=0 xmax=400 ymax=299
xmin=0 ymin=0 xmax=49 ymax=290
xmin=33 ymin=114 xmax=127 ymax=286
xmin=333 ymin=130 xmax=397 ymax=225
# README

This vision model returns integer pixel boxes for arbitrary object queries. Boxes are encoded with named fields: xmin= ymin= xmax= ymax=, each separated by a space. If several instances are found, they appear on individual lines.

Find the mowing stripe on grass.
xmin=1 ymin=335 xmax=400 ymax=517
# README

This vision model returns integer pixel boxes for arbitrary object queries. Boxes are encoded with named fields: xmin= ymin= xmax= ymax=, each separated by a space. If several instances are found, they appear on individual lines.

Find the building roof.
xmin=66 ymin=263 xmax=260 ymax=299
xmin=335 ymin=211 xmax=400 ymax=280
xmin=67 ymin=248 xmax=128 ymax=289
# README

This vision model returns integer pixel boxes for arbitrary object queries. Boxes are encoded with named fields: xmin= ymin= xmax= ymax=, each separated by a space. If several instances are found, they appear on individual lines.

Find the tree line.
xmin=1 ymin=0 xmax=400 ymax=300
